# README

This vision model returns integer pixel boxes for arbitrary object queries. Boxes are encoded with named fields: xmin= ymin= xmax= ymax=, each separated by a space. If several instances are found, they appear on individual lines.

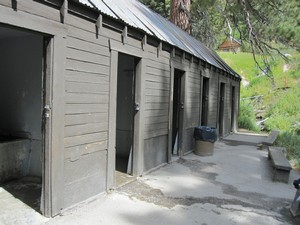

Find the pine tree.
xmin=170 ymin=0 xmax=191 ymax=34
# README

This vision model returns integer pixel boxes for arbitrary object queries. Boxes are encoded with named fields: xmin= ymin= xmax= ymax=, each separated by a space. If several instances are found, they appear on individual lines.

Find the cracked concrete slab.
xmin=1 ymin=136 xmax=300 ymax=225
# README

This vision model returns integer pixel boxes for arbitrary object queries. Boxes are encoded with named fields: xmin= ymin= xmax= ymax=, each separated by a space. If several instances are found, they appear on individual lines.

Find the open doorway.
xmin=0 ymin=26 xmax=47 ymax=213
xmin=115 ymin=53 xmax=140 ymax=185
xmin=172 ymin=69 xmax=185 ymax=156
xmin=201 ymin=77 xmax=209 ymax=126
xmin=231 ymin=86 xmax=236 ymax=132
xmin=219 ymin=83 xmax=225 ymax=137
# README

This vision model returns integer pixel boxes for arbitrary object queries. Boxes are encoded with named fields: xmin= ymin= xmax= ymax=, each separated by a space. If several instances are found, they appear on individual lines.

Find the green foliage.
xmin=238 ymin=100 xmax=260 ymax=132
xmin=190 ymin=0 xmax=225 ymax=48
xmin=271 ymin=1 xmax=300 ymax=50
xmin=264 ymin=88 xmax=300 ymax=133
xmin=139 ymin=0 xmax=300 ymax=53
xmin=276 ymin=132 xmax=300 ymax=168
xmin=219 ymin=50 xmax=300 ymax=168
xmin=139 ymin=0 xmax=170 ymax=17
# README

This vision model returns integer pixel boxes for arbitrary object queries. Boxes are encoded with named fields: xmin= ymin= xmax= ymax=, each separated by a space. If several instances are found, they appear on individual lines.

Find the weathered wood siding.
xmin=202 ymin=68 xmax=219 ymax=128
xmin=219 ymin=76 xmax=230 ymax=136
xmin=183 ymin=62 xmax=202 ymax=154
xmin=63 ymin=14 xmax=110 ymax=208
xmin=0 ymin=0 xmax=241 ymax=214
xmin=143 ymin=45 xmax=170 ymax=171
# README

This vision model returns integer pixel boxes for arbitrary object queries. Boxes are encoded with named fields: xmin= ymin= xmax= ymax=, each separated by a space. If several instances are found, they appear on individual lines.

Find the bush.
xmin=238 ymin=100 xmax=260 ymax=132
xmin=265 ymin=87 xmax=300 ymax=132
xmin=276 ymin=131 xmax=300 ymax=169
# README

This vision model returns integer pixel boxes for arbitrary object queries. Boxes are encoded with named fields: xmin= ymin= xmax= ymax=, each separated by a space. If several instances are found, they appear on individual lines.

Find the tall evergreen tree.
xmin=170 ymin=0 xmax=191 ymax=33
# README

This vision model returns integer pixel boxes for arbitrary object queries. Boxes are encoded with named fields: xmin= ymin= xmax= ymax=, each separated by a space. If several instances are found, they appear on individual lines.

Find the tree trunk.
xmin=170 ymin=0 xmax=191 ymax=34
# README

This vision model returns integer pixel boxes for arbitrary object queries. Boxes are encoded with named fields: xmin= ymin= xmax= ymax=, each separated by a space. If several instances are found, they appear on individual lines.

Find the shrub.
xmin=276 ymin=131 xmax=300 ymax=169
xmin=238 ymin=100 xmax=260 ymax=132
xmin=265 ymin=87 xmax=300 ymax=132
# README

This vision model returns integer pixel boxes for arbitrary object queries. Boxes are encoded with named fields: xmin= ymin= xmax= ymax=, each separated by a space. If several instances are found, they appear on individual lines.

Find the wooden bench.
xmin=262 ymin=130 xmax=280 ymax=146
xmin=268 ymin=146 xmax=292 ymax=183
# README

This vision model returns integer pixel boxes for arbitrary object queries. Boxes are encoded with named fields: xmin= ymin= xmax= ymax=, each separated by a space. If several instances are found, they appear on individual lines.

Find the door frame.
xmin=218 ymin=82 xmax=225 ymax=137
xmin=42 ymin=35 xmax=66 ymax=217
xmin=0 ymin=10 xmax=67 ymax=216
xmin=201 ymin=76 xmax=210 ymax=126
xmin=230 ymin=85 xmax=236 ymax=132
xmin=168 ymin=60 xmax=188 ymax=160
xmin=107 ymin=45 xmax=145 ymax=190
xmin=171 ymin=69 xmax=185 ymax=157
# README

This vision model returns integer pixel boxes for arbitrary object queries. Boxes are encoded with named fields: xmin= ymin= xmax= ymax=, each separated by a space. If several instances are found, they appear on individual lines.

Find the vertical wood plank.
xmin=42 ymin=37 xmax=54 ymax=218
xmin=132 ymin=58 xmax=145 ymax=176
xmin=106 ymin=50 xmax=118 ymax=190
xmin=50 ymin=35 xmax=66 ymax=216
xmin=167 ymin=63 xmax=174 ymax=162
xmin=178 ymin=71 xmax=186 ymax=157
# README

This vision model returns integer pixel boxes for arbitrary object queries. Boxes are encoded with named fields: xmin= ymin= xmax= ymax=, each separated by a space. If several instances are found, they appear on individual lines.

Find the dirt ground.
xmin=1 ymin=133 xmax=300 ymax=225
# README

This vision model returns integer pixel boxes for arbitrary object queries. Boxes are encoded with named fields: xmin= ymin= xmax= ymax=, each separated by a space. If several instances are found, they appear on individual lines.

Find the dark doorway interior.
xmin=201 ymin=77 xmax=209 ymax=126
xmin=172 ymin=69 xmax=184 ymax=155
xmin=231 ymin=86 xmax=236 ymax=132
xmin=0 ymin=26 xmax=45 ymax=212
xmin=116 ymin=53 xmax=139 ymax=175
xmin=219 ymin=83 xmax=225 ymax=136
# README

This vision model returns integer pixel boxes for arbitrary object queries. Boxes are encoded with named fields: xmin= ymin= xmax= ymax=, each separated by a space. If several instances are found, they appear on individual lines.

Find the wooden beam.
xmin=172 ymin=47 xmax=176 ymax=58
xmin=157 ymin=41 xmax=162 ymax=58
xmin=107 ymin=50 xmax=118 ymax=190
xmin=132 ymin=58 xmax=146 ymax=176
xmin=109 ymin=39 xmax=144 ymax=57
xmin=190 ymin=56 xmax=194 ymax=68
xmin=122 ymin=26 xmax=127 ymax=44
xmin=197 ymin=58 xmax=201 ymax=69
xmin=60 ymin=0 xmax=68 ymax=24
xmin=96 ymin=14 xmax=102 ymax=38
xmin=181 ymin=51 xmax=185 ymax=63
xmin=168 ymin=63 xmax=174 ymax=162
xmin=11 ymin=0 xmax=18 ymax=11
xmin=141 ymin=34 xmax=147 ymax=51
xmin=0 ymin=4 xmax=66 ymax=36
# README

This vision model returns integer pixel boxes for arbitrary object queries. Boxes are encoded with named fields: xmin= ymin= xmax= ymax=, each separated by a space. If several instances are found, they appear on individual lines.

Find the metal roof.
xmin=77 ymin=0 xmax=240 ymax=78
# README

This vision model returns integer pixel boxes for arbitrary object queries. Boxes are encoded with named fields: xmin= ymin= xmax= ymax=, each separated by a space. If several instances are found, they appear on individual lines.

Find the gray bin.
xmin=195 ymin=140 xmax=214 ymax=156
xmin=193 ymin=126 xmax=217 ymax=156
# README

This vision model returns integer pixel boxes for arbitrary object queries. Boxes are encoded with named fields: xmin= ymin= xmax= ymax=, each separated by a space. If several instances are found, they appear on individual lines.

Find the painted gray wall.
xmin=63 ymin=27 xmax=110 ymax=209
xmin=144 ymin=135 xmax=168 ymax=171
xmin=0 ymin=35 xmax=43 ymax=177
xmin=143 ymin=55 xmax=170 ymax=170
xmin=0 ymin=139 xmax=30 ymax=183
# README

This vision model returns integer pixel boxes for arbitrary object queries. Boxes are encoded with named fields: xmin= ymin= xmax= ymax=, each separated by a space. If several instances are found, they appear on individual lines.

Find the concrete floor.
xmin=1 ymin=133 xmax=300 ymax=225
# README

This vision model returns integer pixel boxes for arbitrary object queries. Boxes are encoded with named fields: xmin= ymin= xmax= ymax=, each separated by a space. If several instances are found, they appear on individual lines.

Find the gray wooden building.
xmin=0 ymin=0 xmax=241 ymax=217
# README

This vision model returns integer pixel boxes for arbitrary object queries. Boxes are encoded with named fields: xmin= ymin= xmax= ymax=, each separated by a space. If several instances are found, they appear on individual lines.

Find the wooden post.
xmin=132 ymin=58 xmax=145 ymax=176
xmin=168 ymin=61 xmax=174 ymax=162
xmin=107 ymin=50 xmax=118 ymax=190
xmin=42 ymin=35 xmax=66 ymax=217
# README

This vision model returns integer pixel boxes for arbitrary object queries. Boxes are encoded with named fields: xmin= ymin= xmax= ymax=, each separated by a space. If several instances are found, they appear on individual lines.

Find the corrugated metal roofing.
xmin=77 ymin=0 xmax=240 ymax=78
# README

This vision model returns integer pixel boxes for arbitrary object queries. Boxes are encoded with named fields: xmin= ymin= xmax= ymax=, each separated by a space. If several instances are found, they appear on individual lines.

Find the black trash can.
xmin=194 ymin=126 xmax=217 ymax=156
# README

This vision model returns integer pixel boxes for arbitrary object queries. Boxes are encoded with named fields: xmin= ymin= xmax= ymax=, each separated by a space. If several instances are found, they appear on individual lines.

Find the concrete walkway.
xmin=1 ymin=133 xmax=299 ymax=225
